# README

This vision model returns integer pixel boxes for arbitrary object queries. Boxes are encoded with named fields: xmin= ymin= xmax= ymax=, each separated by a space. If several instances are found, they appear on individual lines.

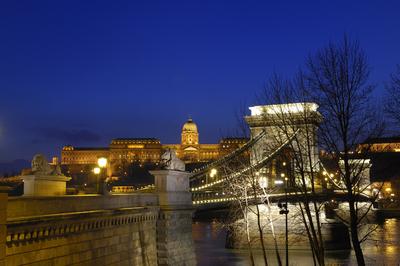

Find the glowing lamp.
xmin=210 ymin=168 xmax=217 ymax=178
xmin=97 ymin=157 xmax=107 ymax=168
xmin=93 ymin=167 xmax=101 ymax=174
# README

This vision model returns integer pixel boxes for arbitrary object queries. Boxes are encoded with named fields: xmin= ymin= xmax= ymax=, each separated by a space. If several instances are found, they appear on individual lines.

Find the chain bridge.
xmin=187 ymin=103 xmax=373 ymax=211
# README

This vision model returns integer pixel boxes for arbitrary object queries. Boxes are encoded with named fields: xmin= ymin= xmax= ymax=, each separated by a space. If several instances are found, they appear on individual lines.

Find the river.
xmin=192 ymin=217 xmax=400 ymax=266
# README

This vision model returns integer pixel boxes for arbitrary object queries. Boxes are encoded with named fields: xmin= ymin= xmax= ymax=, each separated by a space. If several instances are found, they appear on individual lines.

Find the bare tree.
xmin=222 ymin=147 xmax=275 ymax=266
xmin=224 ymin=170 xmax=257 ymax=265
xmin=305 ymin=36 xmax=383 ymax=266
xmin=258 ymin=75 xmax=326 ymax=266
xmin=385 ymin=65 xmax=400 ymax=125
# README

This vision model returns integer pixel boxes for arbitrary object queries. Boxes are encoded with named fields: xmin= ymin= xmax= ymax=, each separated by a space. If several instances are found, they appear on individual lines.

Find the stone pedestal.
xmin=152 ymin=170 xmax=192 ymax=206
xmin=22 ymin=175 xmax=71 ymax=196
xmin=151 ymin=170 xmax=196 ymax=266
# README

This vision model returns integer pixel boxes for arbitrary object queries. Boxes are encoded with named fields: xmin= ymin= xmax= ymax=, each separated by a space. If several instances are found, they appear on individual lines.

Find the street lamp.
xmin=93 ymin=167 xmax=100 ymax=175
xmin=96 ymin=157 xmax=108 ymax=194
xmin=98 ymin=157 xmax=107 ymax=168
xmin=278 ymin=172 xmax=289 ymax=266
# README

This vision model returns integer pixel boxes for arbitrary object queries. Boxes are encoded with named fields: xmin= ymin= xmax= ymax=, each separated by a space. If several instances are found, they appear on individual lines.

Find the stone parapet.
xmin=7 ymin=193 xmax=158 ymax=219
xmin=5 ymin=196 xmax=159 ymax=266
xmin=2 ymin=171 xmax=197 ymax=265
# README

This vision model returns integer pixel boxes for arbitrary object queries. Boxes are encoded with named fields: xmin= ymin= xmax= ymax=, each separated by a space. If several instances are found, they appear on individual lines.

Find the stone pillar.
xmin=151 ymin=170 xmax=196 ymax=266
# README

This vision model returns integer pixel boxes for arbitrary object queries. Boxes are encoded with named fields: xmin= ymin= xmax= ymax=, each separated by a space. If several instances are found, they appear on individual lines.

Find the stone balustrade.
xmin=6 ymin=206 xmax=158 ymax=246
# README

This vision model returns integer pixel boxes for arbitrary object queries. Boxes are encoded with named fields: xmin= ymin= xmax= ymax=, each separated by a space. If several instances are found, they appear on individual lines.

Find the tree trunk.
xmin=349 ymin=200 xmax=365 ymax=266
xmin=255 ymin=203 xmax=269 ymax=266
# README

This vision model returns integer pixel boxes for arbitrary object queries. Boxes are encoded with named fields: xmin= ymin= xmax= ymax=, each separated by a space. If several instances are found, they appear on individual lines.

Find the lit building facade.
xmin=358 ymin=136 xmax=400 ymax=153
xmin=357 ymin=136 xmax=400 ymax=200
xmin=61 ymin=118 xmax=248 ymax=176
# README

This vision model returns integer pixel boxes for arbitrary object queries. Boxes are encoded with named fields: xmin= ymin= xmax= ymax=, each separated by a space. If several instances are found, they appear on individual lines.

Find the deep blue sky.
xmin=1 ymin=0 xmax=400 ymax=162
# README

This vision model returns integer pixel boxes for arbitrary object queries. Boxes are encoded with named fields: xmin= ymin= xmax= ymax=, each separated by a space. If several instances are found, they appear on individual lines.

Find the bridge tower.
xmin=245 ymin=103 xmax=322 ymax=187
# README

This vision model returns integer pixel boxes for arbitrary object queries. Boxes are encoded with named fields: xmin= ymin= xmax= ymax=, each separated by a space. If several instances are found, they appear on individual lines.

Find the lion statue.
xmin=160 ymin=149 xmax=185 ymax=171
xmin=31 ymin=154 xmax=62 ymax=176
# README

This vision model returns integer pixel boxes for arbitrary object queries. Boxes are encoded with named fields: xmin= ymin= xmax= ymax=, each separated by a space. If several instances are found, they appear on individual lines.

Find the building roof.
xmin=363 ymin=136 xmax=400 ymax=144
xmin=111 ymin=138 xmax=160 ymax=144
xmin=112 ymin=138 xmax=159 ymax=141
xmin=182 ymin=118 xmax=198 ymax=132
xmin=65 ymin=147 xmax=109 ymax=151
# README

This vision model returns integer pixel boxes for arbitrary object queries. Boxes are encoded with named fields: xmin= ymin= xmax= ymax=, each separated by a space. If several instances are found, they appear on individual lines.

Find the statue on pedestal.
xmin=31 ymin=154 xmax=62 ymax=176
xmin=22 ymin=154 xmax=70 ymax=196
xmin=160 ymin=149 xmax=185 ymax=171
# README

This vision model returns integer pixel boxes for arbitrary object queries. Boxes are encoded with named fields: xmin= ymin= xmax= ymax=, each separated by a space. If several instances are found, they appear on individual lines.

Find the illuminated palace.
xmin=61 ymin=118 xmax=248 ymax=176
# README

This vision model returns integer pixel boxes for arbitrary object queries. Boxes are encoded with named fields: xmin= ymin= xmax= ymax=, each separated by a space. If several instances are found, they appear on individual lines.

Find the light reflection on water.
xmin=193 ymin=218 xmax=400 ymax=266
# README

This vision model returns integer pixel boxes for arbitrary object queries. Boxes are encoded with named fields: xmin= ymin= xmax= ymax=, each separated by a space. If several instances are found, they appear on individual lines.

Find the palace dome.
xmin=182 ymin=118 xmax=198 ymax=132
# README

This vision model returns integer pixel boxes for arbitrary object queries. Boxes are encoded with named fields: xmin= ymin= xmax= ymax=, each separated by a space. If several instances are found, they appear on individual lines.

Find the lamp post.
xmin=278 ymin=173 xmax=289 ymax=266
xmin=93 ymin=167 xmax=101 ymax=193
xmin=96 ymin=157 xmax=108 ymax=194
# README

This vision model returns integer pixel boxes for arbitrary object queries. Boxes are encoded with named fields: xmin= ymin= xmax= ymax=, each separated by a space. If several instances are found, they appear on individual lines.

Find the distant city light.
xmin=259 ymin=176 xmax=268 ymax=188
xmin=275 ymin=180 xmax=284 ymax=185
xmin=210 ymin=168 xmax=217 ymax=178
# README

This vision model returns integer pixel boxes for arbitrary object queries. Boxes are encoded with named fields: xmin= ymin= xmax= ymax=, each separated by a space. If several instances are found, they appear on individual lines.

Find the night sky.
xmin=1 ymin=0 xmax=400 ymax=162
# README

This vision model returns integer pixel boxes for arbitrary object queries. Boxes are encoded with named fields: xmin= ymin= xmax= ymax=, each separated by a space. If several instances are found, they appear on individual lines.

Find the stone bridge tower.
xmin=245 ymin=102 xmax=322 ymax=187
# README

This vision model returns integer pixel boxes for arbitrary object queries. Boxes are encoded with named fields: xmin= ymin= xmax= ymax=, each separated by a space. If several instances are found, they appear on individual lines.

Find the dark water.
xmin=192 ymin=218 xmax=400 ymax=266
